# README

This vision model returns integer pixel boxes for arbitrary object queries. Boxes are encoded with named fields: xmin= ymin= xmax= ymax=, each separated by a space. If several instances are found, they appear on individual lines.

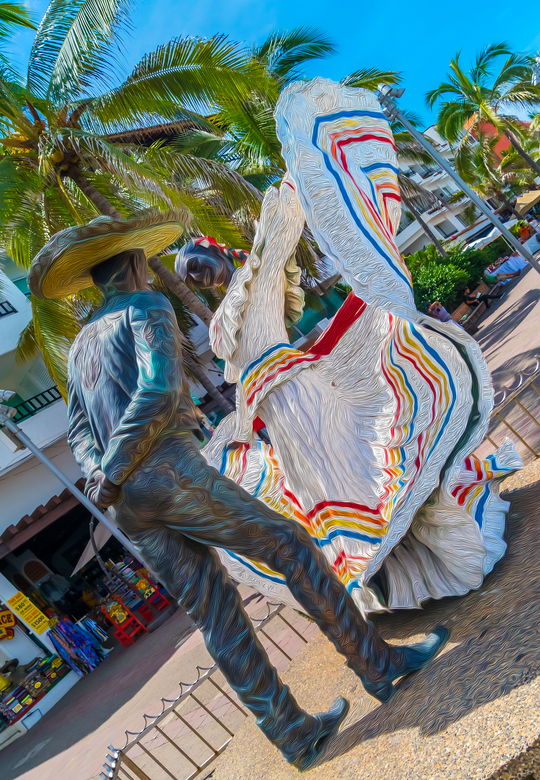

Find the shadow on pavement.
xmin=475 ymin=287 xmax=540 ymax=359
xmin=317 ymin=480 xmax=540 ymax=765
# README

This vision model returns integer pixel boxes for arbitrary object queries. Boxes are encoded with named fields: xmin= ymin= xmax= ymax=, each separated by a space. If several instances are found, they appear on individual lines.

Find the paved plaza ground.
xmin=475 ymin=264 xmax=540 ymax=388
xmin=3 ymin=267 xmax=540 ymax=780
xmin=213 ymin=481 xmax=540 ymax=780
xmin=1 ymin=589 xmax=317 ymax=780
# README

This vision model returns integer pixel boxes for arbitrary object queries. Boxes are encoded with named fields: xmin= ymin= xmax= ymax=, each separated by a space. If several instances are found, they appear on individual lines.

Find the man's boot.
xmin=346 ymin=625 xmax=450 ymax=703
xmin=257 ymin=685 xmax=350 ymax=770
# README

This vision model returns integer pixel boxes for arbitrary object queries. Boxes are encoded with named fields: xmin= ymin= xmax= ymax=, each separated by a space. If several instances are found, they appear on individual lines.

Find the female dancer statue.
xmin=176 ymin=80 xmax=521 ymax=616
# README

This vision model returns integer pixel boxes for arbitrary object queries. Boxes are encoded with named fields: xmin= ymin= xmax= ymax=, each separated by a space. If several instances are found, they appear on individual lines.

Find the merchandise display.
xmin=49 ymin=619 xmax=106 ymax=676
xmin=0 ymin=655 xmax=68 ymax=726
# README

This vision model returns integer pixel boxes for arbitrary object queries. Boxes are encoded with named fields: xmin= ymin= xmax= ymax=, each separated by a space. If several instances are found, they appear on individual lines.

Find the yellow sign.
xmin=0 ymin=608 xmax=16 ymax=640
xmin=7 ymin=592 xmax=49 ymax=635
xmin=0 ymin=609 xmax=15 ymax=629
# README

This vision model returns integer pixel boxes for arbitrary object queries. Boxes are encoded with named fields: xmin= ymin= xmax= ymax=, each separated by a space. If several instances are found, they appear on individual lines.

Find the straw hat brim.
xmin=29 ymin=211 xmax=188 ymax=300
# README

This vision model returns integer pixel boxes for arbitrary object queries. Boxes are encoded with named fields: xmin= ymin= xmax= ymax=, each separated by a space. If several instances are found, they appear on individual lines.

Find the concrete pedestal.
xmin=211 ymin=482 xmax=540 ymax=780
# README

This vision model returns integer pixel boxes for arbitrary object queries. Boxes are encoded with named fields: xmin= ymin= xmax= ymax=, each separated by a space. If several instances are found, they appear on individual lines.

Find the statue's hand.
xmin=85 ymin=470 xmax=122 ymax=509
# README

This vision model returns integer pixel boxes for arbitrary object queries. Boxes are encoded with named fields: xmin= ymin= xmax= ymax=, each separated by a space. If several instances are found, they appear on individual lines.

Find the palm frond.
xmin=497 ymin=84 xmax=540 ymax=109
xmin=88 ymin=35 xmax=274 ymax=131
xmin=211 ymin=94 xmax=284 ymax=171
xmin=341 ymin=67 xmax=401 ymax=91
xmin=15 ymin=318 xmax=39 ymax=364
xmin=0 ymin=2 xmax=35 ymax=35
xmin=0 ymin=79 xmax=37 ymax=136
xmin=471 ymin=42 xmax=510 ymax=82
xmin=26 ymin=296 xmax=81 ymax=396
xmin=142 ymin=140 xmax=263 ymax=213
xmin=490 ymin=51 xmax=534 ymax=95
xmin=27 ymin=0 xmax=132 ymax=107
xmin=398 ymin=173 xmax=440 ymax=211
xmin=253 ymin=26 xmax=335 ymax=83
xmin=436 ymin=100 xmax=476 ymax=142
xmin=426 ymin=79 xmax=463 ymax=108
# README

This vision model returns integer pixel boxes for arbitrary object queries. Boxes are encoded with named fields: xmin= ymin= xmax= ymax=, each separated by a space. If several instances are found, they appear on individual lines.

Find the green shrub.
xmin=334 ymin=281 xmax=352 ymax=299
xmin=411 ymin=261 xmax=469 ymax=312
xmin=404 ymin=236 xmax=514 ymax=312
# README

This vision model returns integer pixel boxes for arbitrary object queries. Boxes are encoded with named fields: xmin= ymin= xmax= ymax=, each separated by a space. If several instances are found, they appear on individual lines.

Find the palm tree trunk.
xmin=503 ymin=127 xmax=540 ymax=179
xmin=67 ymin=165 xmax=232 ymax=415
xmin=146 ymin=255 xmax=213 ymax=326
xmin=67 ymin=165 xmax=123 ymax=220
xmin=185 ymin=355 xmax=234 ymax=414
xmin=502 ymin=198 xmax=523 ymax=221
xmin=402 ymin=195 xmax=448 ymax=258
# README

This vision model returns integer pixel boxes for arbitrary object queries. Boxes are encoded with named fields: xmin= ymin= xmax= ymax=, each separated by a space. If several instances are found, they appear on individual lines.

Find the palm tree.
xmin=426 ymin=42 xmax=540 ymax=178
xmin=0 ymin=0 xmax=276 ymax=411
xmin=458 ymin=131 xmax=524 ymax=219
xmin=175 ymin=27 xmax=403 ymax=280
xmin=399 ymin=189 xmax=448 ymax=257
xmin=498 ymin=144 xmax=538 ymax=192
xmin=211 ymin=27 xmax=401 ymax=182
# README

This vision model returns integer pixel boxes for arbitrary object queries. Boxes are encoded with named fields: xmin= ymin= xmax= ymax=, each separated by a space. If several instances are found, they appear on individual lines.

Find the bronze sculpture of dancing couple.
xmin=29 ymin=212 xmax=449 ymax=771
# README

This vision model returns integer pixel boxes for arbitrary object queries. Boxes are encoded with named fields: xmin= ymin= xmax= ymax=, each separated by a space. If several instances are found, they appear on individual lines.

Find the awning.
xmin=516 ymin=190 xmax=540 ymax=216
xmin=465 ymin=219 xmax=519 ymax=250
xmin=0 ymin=478 xmax=86 ymax=559
xmin=71 ymin=520 xmax=113 ymax=576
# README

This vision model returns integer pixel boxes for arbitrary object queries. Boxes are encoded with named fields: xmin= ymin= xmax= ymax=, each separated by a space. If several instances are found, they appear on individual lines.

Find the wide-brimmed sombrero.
xmin=29 ymin=210 xmax=188 ymax=300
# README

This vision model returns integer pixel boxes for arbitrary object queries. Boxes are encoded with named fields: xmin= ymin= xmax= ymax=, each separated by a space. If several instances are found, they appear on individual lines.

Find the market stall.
xmin=0 ymin=654 xmax=70 ymax=729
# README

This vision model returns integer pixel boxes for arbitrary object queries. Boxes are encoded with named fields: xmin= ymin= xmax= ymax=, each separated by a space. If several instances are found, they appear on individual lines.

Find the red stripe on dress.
xmin=309 ymin=294 xmax=367 ymax=358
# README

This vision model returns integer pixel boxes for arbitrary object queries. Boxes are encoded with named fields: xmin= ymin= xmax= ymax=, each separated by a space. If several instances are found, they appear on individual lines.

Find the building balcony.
xmin=11 ymin=386 xmax=63 ymax=423
xmin=0 ymin=391 xmax=67 ymax=477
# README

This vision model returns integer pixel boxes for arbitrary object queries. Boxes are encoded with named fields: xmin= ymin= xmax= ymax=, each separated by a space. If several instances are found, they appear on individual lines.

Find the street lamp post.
xmin=532 ymin=57 xmax=540 ymax=87
xmin=0 ymin=392 xmax=143 ymax=563
xmin=378 ymin=85 xmax=540 ymax=276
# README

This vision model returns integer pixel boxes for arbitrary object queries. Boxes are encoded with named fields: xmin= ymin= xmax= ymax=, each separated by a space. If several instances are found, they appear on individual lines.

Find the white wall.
xmin=0 ymin=400 xmax=69 ymax=475
xmin=0 ymin=625 xmax=44 ymax=664
xmin=0 ymin=439 xmax=82 ymax=534
xmin=0 ymin=271 xmax=32 ymax=358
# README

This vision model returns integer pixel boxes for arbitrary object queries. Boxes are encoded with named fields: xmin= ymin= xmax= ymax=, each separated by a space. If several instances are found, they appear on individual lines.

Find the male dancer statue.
xmin=29 ymin=215 xmax=448 ymax=770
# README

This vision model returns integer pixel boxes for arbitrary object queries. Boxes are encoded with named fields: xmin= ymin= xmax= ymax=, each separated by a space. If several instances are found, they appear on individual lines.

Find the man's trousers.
xmin=111 ymin=434 xmax=399 ymax=754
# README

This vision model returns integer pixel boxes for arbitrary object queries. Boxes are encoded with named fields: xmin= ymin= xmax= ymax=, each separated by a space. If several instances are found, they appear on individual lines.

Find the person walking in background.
xmin=463 ymin=286 xmax=503 ymax=310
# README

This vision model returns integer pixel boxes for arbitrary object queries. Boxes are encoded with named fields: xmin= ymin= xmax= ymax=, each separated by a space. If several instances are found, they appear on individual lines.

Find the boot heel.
xmin=362 ymin=679 xmax=396 ymax=704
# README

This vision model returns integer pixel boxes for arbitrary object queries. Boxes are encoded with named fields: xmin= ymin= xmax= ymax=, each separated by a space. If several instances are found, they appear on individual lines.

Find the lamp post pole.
xmin=378 ymin=85 xmax=540 ymax=276
xmin=0 ymin=401 xmax=143 ymax=563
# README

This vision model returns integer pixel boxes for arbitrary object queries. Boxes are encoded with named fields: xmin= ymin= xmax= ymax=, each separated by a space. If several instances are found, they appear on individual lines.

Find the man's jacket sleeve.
xmin=67 ymin=374 xmax=101 ymax=479
xmin=100 ymin=296 xmax=186 ymax=485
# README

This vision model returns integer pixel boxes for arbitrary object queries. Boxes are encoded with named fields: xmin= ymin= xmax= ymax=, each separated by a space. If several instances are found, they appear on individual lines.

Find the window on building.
xmin=434 ymin=219 xmax=458 ymax=238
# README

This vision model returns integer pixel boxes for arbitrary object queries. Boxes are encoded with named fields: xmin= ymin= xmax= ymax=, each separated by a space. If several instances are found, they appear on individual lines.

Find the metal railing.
xmin=476 ymin=356 xmax=540 ymax=462
xmin=102 ymin=602 xmax=311 ymax=780
xmin=0 ymin=300 xmax=16 ymax=317
xmin=12 ymin=386 xmax=62 ymax=422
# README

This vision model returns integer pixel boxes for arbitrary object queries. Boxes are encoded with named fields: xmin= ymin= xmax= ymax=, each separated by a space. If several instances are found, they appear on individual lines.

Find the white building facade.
xmin=397 ymin=126 xmax=496 ymax=255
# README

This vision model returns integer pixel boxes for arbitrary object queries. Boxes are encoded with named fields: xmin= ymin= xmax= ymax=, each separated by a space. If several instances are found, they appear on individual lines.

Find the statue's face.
xmin=176 ymin=243 xmax=235 ymax=289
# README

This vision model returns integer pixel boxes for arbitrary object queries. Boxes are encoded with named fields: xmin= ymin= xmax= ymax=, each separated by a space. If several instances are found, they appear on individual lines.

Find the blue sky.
xmin=11 ymin=0 xmax=540 ymax=127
